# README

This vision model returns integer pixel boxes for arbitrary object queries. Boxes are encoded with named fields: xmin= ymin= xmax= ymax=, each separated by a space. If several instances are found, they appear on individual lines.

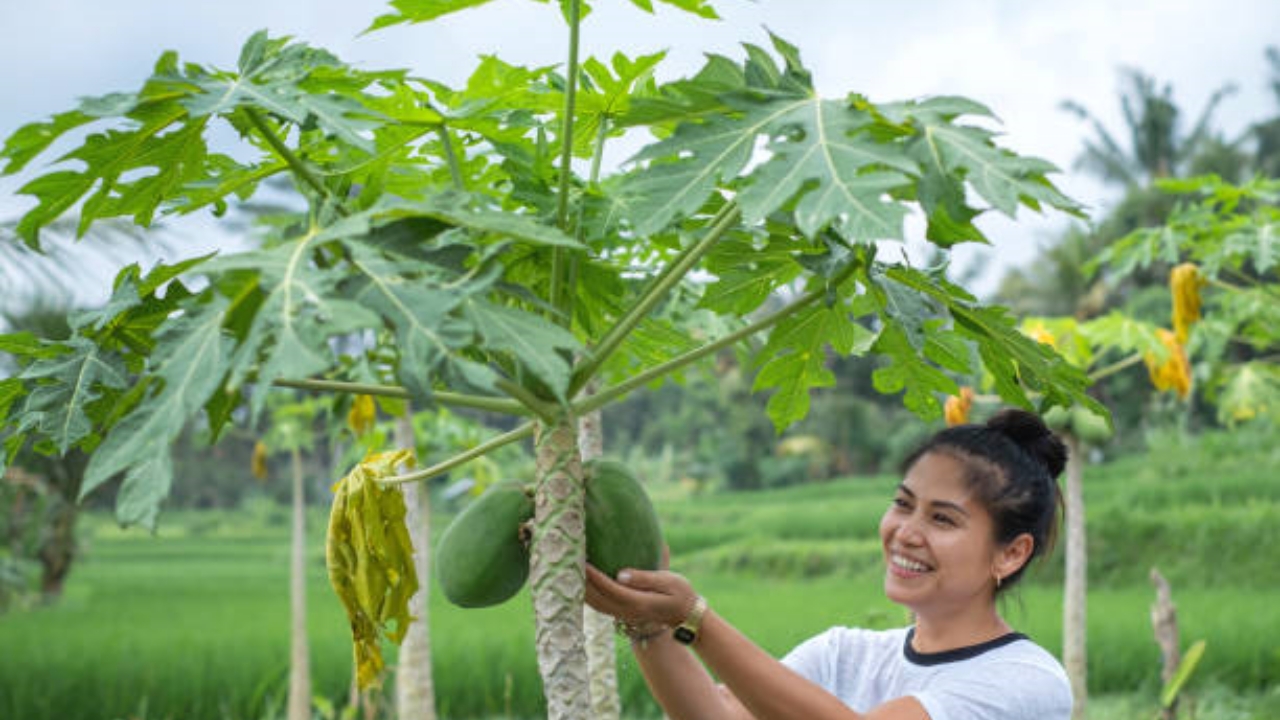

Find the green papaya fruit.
xmin=1071 ymin=406 xmax=1114 ymax=445
xmin=585 ymin=459 xmax=664 ymax=578
xmin=1043 ymin=406 xmax=1072 ymax=433
xmin=436 ymin=480 xmax=534 ymax=608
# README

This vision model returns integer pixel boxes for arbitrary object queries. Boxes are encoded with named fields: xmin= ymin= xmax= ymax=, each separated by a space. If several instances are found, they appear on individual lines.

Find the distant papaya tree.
xmin=0 ymin=1 xmax=1097 ymax=717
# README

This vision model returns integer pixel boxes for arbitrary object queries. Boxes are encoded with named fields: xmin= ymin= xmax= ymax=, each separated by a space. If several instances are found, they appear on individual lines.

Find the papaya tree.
xmin=0 ymin=1 xmax=1099 ymax=717
xmin=1095 ymin=174 xmax=1280 ymax=424
xmin=1016 ymin=312 xmax=1181 ymax=720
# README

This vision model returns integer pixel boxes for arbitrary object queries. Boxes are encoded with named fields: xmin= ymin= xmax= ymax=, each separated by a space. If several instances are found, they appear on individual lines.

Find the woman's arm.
xmin=586 ymin=566 xmax=929 ymax=720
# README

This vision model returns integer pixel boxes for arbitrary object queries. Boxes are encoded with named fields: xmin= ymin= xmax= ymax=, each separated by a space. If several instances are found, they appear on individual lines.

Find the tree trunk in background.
xmin=1150 ymin=568 xmax=1180 ymax=720
xmin=531 ymin=416 xmax=589 ymax=720
xmin=395 ymin=411 xmax=438 ymax=720
xmin=37 ymin=495 xmax=77 ymax=601
xmin=1063 ymin=434 xmax=1087 ymax=720
xmin=287 ymin=447 xmax=311 ymax=720
xmin=578 ymin=392 xmax=621 ymax=720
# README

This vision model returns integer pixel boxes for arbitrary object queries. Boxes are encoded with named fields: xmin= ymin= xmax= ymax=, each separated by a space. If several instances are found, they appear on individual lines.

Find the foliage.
xmin=1094 ymin=175 xmax=1280 ymax=424
xmin=0 ymin=3 xmax=1095 ymax=535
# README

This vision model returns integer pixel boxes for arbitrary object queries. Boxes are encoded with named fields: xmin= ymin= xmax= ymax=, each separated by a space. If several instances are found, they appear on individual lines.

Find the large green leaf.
xmin=207 ymin=227 xmax=381 ymax=419
xmin=17 ymin=336 xmax=129 ymax=454
xmin=462 ymin=298 xmax=581 ymax=400
xmin=13 ymin=107 xmax=199 ymax=245
xmin=753 ymin=301 xmax=875 ymax=429
xmin=871 ymin=324 xmax=957 ymax=418
xmin=367 ymin=0 xmax=502 ymax=31
xmin=80 ymin=302 xmax=234 ymax=529
xmin=343 ymin=243 xmax=495 ymax=401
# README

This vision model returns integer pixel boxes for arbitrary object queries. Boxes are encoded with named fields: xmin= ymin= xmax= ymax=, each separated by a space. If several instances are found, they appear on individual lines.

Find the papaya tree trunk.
xmin=1062 ymin=433 xmax=1087 ymax=720
xmin=287 ymin=447 xmax=311 ymax=720
xmin=394 ymin=411 xmax=438 ymax=720
xmin=532 ymin=415 xmax=589 ymax=720
xmin=577 ymin=390 xmax=621 ymax=720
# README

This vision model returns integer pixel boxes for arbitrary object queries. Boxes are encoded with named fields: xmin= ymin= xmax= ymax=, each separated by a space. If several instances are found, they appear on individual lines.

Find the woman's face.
xmin=878 ymin=451 xmax=1003 ymax=616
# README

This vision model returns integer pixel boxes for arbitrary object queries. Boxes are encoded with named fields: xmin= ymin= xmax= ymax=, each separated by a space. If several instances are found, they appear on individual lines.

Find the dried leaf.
xmin=1144 ymin=329 xmax=1191 ymax=399
xmin=1170 ymin=263 xmax=1203 ymax=345
xmin=325 ymin=449 xmax=418 ymax=689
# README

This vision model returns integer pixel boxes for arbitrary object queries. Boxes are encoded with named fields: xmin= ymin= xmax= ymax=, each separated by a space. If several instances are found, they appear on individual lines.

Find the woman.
xmin=585 ymin=409 xmax=1073 ymax=720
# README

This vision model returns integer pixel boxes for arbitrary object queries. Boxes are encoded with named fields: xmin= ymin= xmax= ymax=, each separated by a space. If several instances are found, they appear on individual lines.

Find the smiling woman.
xmin=585 ymin=409 xmax=1071 ymax=720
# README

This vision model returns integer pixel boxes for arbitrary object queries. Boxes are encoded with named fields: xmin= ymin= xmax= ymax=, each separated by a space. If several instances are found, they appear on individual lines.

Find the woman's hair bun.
xmin=985 ymin=408 xmax=1068 ymax=479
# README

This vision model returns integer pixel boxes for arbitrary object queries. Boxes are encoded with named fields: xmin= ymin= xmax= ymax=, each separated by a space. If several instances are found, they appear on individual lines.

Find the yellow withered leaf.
xmin=944 ymin=386 xmax=974 ymax=427
xmin=250 ymin=441 xmax=269 ymax=481
xmin=1170 ymin=263 xmax=1203 ymax=345
xmin=326 ymin=449 xmax=418 ymax=689
xmin=347 ymin=394 xmax=377 ymax=437
xmin=1144 ymin=329 xmax=1192 ymax=399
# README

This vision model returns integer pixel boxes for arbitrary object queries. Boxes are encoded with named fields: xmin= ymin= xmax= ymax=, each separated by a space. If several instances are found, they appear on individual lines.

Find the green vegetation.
xmin=1 ymin=425 xmax=1277 ymax=719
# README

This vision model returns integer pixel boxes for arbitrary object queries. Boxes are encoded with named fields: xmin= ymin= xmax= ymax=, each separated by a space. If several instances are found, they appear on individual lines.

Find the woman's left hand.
xmin=584 ymin=563 xmax=698 ymax=631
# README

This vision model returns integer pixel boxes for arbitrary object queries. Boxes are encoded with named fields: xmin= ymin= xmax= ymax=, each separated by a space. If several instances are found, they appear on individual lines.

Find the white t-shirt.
xmin=781 ymin=626 xmax=1072 ymax=720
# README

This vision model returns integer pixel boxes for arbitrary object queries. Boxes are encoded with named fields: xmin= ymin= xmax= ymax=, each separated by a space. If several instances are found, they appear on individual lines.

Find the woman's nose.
xmin=893 ymin=514 xmax=925 ymax=544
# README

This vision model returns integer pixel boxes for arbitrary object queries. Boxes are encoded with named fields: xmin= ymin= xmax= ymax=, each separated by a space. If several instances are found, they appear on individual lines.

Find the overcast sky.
xmin=2 ymin=0 xmax=1278 ymax=297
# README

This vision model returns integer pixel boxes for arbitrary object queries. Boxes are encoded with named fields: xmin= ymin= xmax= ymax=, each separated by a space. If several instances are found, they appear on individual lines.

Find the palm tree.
xmin=1062 ymin=68 xmax=1237 ymax=188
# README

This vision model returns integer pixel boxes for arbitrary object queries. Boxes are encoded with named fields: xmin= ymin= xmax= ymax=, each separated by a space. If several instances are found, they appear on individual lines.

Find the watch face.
xmin=673 ymin=626 xmax=696 ymax=645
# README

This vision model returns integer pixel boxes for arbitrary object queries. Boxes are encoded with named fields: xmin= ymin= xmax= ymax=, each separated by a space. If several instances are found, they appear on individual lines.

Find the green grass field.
xmin=1 ymin=425 xmax=1277 ymax=719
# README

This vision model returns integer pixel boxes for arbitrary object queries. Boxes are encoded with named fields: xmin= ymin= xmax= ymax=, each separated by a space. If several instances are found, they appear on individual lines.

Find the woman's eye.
xmin=892 ymin=497 xmax=911 ymax=510
xmin=933 ymin=513 xmax=956 ymax=526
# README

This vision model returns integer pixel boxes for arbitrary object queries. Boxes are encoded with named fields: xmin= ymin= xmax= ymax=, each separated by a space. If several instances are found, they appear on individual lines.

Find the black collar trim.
xmin=903 ymin=627 xmax=1027 ymax=666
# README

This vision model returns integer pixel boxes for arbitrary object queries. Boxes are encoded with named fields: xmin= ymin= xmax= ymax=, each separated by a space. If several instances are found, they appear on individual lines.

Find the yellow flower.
xmin=944 ymin=386 xmax=975 ymax=426
xmin=347 ymin=394 xmax=377 ymax=437
xmin=1144 ymin=329 xmax=1191 ymax=399
xmin=1170 ymin=263 xmax=1203 ymax=345
xmin=251 ymin=441 xmax=269 ymax=481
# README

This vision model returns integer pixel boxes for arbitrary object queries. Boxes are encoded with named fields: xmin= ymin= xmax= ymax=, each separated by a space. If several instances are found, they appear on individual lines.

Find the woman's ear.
xmin=994 ymin=532 xmax=1035 ymax=582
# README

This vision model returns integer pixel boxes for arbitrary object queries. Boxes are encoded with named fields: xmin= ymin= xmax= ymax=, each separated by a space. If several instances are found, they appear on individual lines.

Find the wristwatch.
xmin=672 ymin=595 xmax=707 ymax=645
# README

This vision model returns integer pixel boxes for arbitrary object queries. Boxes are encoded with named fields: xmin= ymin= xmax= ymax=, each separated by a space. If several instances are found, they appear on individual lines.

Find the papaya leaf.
xmin=0 ymin=378 xmax=27 ymax=424
xmin=343 ymin=244 xmax=496 ymax=401
xmin=181 ymin=31 xmax=385 ymax=152
xmin=871 ymin=324 xmax=956 ymax=419
xmin=367 ymin=0 xmax=502 ymax=31
xmin=1078 ymin=312 xmax=1168 ymax=360
xmin=462 ymin=298 xmax=580 ymax=400
xmin=903 ymin=101 xmax=1080 ymax=219
xmin=207 ymin=230 xmax=382 ymax=419
xmin=13 ymin=106 xmax=197 ymax=245
xmin=699 ymin=236 xmax=804 ymax=315
xmin=753 ymin=302 xmax=874 ymax=430
xmin=17 ymin=336 xmax=129 ymax=454
xmin=1214 ymin=363 xmax=1280 ymax=425
xmin=80 ymin=301 xmax=235 ymax=529
xmin=0 ymin=109 xmax=94 ymax=177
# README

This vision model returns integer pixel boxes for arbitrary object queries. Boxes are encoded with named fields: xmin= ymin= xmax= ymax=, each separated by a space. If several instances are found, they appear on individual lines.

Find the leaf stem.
xmin=438 ymin=124 xmax=465 ymax=190
xmin=573 ymin=267 xmax=838 ymax=416
xmin=377 ymin=422 xmax=535 ymax=486
xmin=494 ymin=378 xmax=560 ymax=424
xmin=271 ymin=377 xmax=528 ymax=415
xmin=549 ymin=0 xmax=583 ymax=324
xmin=569 ymin=201 xmax=740 ymax=396
xmin=1088 ymin=352 xmax=1146 ymax=382
xmin=243 ymin=108 xmax=337 ymax=209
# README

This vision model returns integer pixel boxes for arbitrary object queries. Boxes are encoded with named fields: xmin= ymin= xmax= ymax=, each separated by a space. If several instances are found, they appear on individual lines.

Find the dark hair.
xmin=900 ymin=408 xmax=1067 ymax=592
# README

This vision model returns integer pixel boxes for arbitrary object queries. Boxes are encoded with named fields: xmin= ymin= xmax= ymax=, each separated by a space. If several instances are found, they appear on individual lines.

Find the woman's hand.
xmin=584 ymin=563 xmax=699 ymax=632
